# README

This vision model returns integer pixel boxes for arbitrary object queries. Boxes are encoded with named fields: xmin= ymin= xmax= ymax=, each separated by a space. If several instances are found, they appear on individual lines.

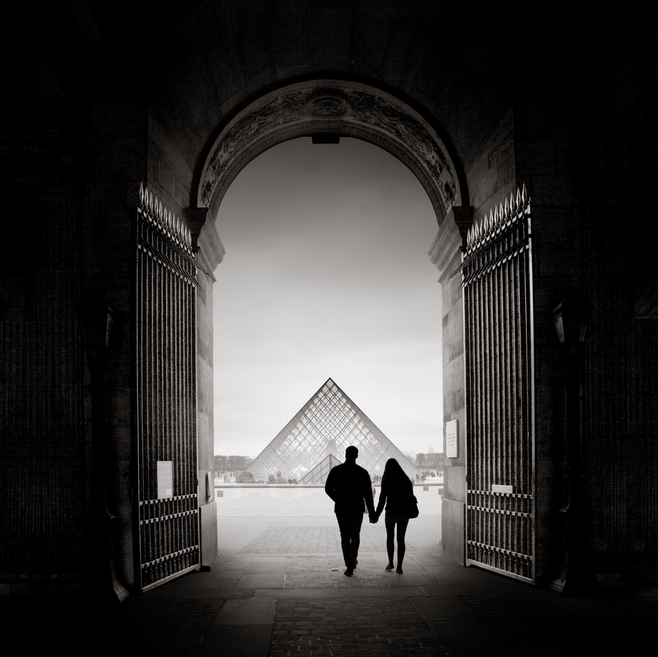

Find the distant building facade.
xmin=415 ymin=452 xmax=446 ymax=472
xmin=214 ymin=455 xmax=252 ymax=473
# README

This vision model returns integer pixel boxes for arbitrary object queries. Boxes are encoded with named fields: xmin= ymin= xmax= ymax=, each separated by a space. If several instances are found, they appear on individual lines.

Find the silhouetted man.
xmin=325 ymin=446 xmax=376 ymax=576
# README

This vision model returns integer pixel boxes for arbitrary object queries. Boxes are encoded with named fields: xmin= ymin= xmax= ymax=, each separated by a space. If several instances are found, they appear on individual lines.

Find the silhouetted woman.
xmin=374 ymin=458 xmax=414 ymax=573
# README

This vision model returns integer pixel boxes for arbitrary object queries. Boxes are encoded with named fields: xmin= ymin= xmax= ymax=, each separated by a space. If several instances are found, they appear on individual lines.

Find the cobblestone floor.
xmin=103 ymin=598 xmax=227 ymax=657
xmin=270 ymin=598 xmax=448 ymax=657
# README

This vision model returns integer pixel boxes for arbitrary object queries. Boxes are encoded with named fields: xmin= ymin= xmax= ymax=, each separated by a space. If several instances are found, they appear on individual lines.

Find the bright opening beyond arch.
xmin=213 ymin=137 xmax=443 ymax=462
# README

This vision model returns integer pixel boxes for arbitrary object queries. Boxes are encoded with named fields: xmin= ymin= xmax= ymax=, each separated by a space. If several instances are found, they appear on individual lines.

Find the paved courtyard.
xmin=4 ymin=488 xmax=656 ymax=656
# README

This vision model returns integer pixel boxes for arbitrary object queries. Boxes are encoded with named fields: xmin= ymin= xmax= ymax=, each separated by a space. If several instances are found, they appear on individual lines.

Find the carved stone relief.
xmin=198 ymin=81 xmax=460 ymax=222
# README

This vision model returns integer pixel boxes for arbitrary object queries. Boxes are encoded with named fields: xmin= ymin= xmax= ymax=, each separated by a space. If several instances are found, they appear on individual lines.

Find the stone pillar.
xmin=185 ymin=208 xmax=225 ymax=568
xmin=429 ymin=205 xmax=473 ymax=565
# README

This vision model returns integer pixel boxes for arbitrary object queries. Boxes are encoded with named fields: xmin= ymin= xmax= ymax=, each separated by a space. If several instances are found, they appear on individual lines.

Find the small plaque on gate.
xmin=157 ymin=461 xmax=173 ymax=498
xmin=492 ymin=484 xmax=513 ymax=494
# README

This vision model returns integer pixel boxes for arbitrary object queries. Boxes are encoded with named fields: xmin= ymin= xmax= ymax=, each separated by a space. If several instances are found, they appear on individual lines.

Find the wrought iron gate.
xmin=460 ymin=185 xmax=535 ymax=582
xmin=134 ymin=183 xmax=200 ymax=591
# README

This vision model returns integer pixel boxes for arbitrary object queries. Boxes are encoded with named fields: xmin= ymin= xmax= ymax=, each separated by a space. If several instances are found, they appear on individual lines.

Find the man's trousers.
xmin=335 ymin=513 xmax=364 ymax=568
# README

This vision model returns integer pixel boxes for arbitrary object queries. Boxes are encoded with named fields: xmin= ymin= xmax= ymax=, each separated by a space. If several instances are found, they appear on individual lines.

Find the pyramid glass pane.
xmin=244 ymin=378 xmax=420 ymax=484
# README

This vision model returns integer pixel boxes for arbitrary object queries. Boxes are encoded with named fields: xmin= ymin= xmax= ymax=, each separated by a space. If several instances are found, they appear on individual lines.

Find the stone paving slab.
xmin=215 ymin=598 xmax=277 ymax=625
xmin=239 ymin=524 xmax=418 ymax=555
xmin=282 ymin=555 xmax=435 ymax=588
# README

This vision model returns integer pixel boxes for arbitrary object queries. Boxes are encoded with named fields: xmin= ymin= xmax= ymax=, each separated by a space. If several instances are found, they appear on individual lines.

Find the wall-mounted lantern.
xmin=552 ymin=289 xmax=592 ymax=346
xmin=76 ymin=287 xmax=126 ymax=601
xmin=76 ymin=288 xmax=114 ymax=368
xmin=551 ymin=288 xmax=596 ymax=595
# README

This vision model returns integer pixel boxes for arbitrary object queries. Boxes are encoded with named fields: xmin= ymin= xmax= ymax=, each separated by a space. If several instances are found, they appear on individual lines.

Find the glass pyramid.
xmin=245 ymin=378 xmax=420 ymax=484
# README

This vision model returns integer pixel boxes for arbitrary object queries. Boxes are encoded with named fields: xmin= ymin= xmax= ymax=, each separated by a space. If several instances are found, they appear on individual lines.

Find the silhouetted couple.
xmin=324 ymin=446 xmax=413 ymax=576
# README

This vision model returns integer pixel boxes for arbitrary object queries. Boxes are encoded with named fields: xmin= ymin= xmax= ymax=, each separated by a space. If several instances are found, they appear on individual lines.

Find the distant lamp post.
xmin=77 ymin=288 xmax=124 ymax=602
xmin=551 ymin=289 xmax=595 ymax=595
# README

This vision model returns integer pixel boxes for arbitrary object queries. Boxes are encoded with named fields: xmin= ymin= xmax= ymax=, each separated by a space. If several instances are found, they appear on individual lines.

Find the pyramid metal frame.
xmin=244 ymin=378 xmax=420 ymax=484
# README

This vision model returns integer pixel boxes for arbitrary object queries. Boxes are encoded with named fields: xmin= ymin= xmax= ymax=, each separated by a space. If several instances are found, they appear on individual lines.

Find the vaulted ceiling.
xmin=2 ymin=1 xmax=657 ymax=181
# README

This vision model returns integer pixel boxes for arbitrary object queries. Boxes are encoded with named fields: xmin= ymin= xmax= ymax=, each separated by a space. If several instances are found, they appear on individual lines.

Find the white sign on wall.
xmin=446 ymin=420 xmax=458 ymax=459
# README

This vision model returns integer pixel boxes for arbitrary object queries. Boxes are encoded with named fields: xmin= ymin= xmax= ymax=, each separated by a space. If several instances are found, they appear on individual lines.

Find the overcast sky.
xmin=212 ymin=137 xmax=443 ymax=460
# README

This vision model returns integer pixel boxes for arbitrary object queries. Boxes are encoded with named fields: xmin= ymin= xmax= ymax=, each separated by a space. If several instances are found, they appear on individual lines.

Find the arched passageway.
xmin=191 ymin=79 xmax=540 ymax=590
xmin=4 ymin=0 xmax=657 ymax=603
xmin=131 ymin=77 xmax=471 ymax=595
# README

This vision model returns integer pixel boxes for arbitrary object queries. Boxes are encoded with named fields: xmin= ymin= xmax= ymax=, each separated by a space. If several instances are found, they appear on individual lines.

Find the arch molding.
xmin=197 ymin=80 xmax=462 ymax=224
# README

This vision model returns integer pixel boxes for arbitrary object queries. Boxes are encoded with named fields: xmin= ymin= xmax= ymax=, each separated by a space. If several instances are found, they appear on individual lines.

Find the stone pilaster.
xmin=184 ymin=208 xmax=226 ymax=280
xmin=429 ymin=206 xmax=472 ymax=566
xmin=428 ymin=206 xmax=472 ymax=283
xmin=184 ymin=208 xmax=225 ymax=568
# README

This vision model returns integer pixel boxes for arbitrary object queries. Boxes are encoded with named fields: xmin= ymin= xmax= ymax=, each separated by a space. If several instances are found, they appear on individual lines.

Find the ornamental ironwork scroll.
xmin=135 ymin=183 xmax=199 ymax=592
xmin=198 ymin=81 xmax=460 ymax=222
xmin=461 ymin=185 xmax=536 ymax=582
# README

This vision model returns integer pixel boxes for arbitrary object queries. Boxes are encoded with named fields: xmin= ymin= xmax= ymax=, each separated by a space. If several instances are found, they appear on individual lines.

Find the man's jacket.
xmin=325 ymin=462 xmax=376 ymax=515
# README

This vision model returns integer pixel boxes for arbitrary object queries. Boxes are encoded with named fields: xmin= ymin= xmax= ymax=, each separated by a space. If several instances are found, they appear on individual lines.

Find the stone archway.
xmin=192 ymin=78 xmax=471 ymax=570
xmin=196 ymin=79 xmax=465 ymax=225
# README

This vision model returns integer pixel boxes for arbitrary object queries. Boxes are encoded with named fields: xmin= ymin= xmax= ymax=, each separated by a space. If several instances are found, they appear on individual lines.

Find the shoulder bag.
xmin=408 ymin=494 xmax=419 ymax=519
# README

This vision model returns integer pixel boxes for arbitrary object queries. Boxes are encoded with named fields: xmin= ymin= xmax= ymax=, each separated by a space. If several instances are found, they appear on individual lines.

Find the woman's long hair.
xmin=382 ymin=458 xmax=410 ymax=489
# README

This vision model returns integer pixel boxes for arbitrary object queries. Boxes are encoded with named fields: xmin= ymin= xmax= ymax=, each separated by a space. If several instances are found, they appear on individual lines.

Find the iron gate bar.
xmin=463 ymin=185 xmax=535 ymax=583
xmin=134 ymin=184 xmax=200 ymax=593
